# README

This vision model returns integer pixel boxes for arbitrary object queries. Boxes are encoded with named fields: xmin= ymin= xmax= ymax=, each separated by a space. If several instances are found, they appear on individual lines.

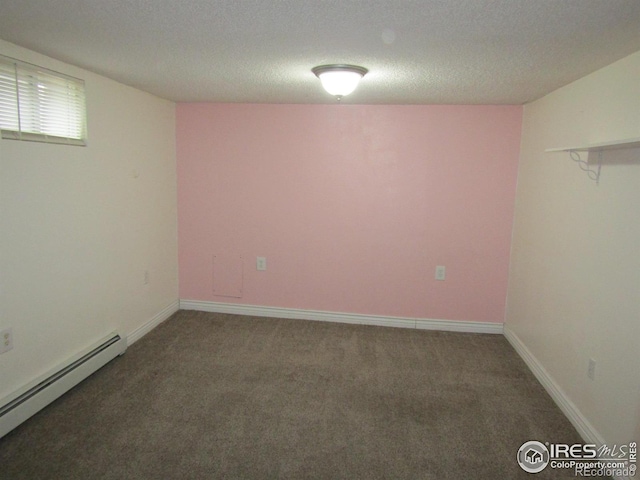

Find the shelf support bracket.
xmin=569 ymin=150 xmax=602 ymax=185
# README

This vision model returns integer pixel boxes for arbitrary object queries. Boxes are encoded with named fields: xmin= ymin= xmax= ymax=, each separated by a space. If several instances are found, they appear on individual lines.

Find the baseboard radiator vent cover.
xmin=0 ymin=332 xmax=126 ymax=439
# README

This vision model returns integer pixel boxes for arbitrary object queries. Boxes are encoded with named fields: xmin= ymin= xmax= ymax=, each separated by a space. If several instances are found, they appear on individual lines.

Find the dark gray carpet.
xmin=0 ymin=310 xmax=601 ymax=479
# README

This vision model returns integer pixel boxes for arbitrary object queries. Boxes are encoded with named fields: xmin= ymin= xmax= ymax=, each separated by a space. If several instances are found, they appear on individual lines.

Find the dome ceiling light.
xmin=312 ymin=64 xmax=368 ymax=100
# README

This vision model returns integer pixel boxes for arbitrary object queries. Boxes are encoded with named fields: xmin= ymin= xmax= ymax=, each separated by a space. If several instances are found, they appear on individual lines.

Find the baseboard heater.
xmin=0 ymin=332 xmax=126 ymax=439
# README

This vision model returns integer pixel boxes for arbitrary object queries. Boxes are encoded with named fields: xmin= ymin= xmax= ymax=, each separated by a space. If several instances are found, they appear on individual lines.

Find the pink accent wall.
xmin=177 ymin=104 xmax=522 ymax=323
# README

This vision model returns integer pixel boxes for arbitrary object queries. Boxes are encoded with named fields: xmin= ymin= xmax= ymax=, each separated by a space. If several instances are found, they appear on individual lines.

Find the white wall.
xmin=0 ymin=40 xmax=178 ymax=401
xmin=506 ymin=50 xmax=640 ymax=444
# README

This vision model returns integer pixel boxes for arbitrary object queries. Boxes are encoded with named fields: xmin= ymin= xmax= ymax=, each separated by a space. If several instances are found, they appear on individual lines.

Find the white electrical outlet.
xmin=0 ymin=328 xmax=13 ymax=354
xmin=587 ymin=358 xmax=596 ymax=380
xmin=435 ymin=265 xmax=446 ymax=281
xmin=257 ymin=256 xmax=267 ymax=271
xmin=144 ymin=270 xmax=150 ymax=285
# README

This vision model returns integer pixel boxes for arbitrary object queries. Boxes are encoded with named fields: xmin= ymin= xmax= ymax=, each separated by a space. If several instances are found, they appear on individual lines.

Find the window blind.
xmin=0 ymin=55 xmax=86 ymax=146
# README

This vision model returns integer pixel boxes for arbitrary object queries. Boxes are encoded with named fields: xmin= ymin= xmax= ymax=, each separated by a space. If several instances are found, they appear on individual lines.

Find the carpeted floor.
xmin=0 ymin=310 xmax=603 ymax=479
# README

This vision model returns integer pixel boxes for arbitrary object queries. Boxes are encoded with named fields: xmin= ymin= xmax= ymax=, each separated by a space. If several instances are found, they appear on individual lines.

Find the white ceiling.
xmin=1 ymin=0 xmax=639 ymax=104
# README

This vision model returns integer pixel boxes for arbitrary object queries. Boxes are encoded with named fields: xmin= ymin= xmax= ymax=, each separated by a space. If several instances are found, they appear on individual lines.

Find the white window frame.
xmin=0 ymin=54 xmax=87 ymax=146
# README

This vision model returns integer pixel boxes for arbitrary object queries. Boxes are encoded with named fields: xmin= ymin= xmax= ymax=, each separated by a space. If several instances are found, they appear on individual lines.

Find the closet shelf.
xmin=546 ymin=137 xmax=640 ymax=185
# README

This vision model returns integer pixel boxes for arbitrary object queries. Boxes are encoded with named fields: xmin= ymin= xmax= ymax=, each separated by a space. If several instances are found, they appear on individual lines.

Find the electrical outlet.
xmin=0 ymin=328 xmax=13 ymax=354
xmin=435 ymin=265 xmax=446 ymax=281
xmin=257 ymin=256 xmax=267 ymax=271
xmin=144 ymin=270 xmax=150 ymax=285
xmin=587 ymin=358 xmax=596 ymax=380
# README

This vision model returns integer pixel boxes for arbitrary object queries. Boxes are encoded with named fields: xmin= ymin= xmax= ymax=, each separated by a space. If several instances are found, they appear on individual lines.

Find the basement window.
xmin=0 ymin=55 xmax=86 ymax=146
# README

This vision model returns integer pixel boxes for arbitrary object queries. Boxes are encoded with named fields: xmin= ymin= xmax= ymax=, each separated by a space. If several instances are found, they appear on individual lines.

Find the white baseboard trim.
xmin=503 ymin=325 xmax=605 ymax=446
xmin=179 ymin=299 xmax=504 ymax=334
xmin=127 ymin=300 xmax=180 ymax=345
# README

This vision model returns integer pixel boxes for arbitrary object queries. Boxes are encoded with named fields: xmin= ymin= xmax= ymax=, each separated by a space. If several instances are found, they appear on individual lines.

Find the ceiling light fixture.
xmin=312 ymin=64 xmax=368 ymax=100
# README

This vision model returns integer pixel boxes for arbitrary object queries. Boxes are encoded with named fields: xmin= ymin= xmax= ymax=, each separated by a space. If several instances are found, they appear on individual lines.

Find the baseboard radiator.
xmin=0 ymin=332 xmax=126 ymax=439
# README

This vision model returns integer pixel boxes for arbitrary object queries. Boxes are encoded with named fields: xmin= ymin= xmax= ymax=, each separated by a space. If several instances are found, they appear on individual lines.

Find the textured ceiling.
xmin=1 ymin=0 xmax=639 ymax=104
